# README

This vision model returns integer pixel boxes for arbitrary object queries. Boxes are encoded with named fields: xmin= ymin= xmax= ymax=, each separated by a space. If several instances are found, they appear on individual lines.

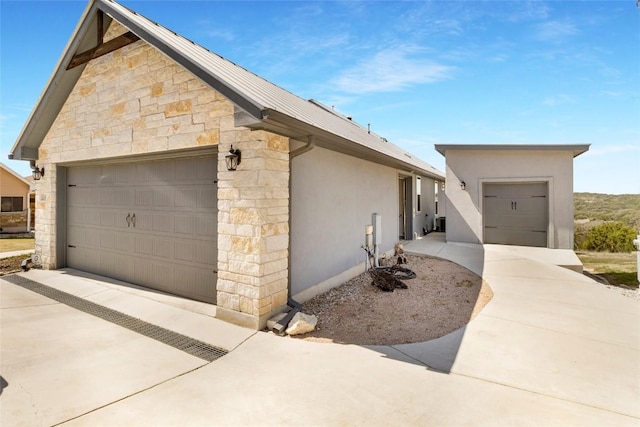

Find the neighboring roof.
xmin=435 ymin=144 xmax=590 ymax=158
xmin=0 ymin=163 xmax=34 ymax=190
xmin=10 ymin=0 xmax=443 ymax=180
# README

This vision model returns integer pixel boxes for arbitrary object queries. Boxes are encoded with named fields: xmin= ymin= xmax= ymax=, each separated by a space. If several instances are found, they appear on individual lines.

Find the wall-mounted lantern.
xmin=32 ymin=165 xmax=45 ymax=180
xmin=225 ymin=145 xmax=241 ymax=171
xmin=460 ymin=181 xmax=466 ymax=190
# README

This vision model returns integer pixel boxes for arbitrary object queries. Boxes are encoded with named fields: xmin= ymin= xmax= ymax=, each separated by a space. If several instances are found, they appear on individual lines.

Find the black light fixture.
xmin=460 ymin=181 xmax=466 ymax=190
xmin=225 ymin=145 xmax=241 ymax=171
xmin=32 ymin=165 xmax=45 ymax=180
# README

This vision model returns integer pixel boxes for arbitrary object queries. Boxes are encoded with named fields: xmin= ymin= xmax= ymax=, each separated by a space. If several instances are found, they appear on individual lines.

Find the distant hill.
xmin=574 ymin=193 xmax=640 ymax=230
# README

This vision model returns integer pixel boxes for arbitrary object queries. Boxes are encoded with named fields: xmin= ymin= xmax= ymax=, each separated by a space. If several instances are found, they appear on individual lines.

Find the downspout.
xmin=272 ymin=135 xmax=316 ymax=334
xmin=26 ymin=190 xmax=31 ymax=233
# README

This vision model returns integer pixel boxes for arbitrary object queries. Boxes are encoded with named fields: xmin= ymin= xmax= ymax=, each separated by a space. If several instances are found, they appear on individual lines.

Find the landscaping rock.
xmin=285 ymin=312 xmax=317 ymax=336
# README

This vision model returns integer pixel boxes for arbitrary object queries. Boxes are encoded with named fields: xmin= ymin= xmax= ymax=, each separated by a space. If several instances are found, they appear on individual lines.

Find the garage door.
xmin=483 ymin=182 xmax=548 ymax=247
xmin=67 ymin=156 xmax=218 ymax=304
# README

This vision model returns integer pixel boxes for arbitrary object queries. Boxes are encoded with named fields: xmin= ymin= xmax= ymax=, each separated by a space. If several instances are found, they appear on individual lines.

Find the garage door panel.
xmin=483 ymin=183 xmax=548 ymax=247
xmin=114 ymin=232 xmax=134 ymax=252
xmin=68 ymin=166 xmax=102 ymax=186
xmin=100 ymin=189 xmax=115 ymax=206
xmin=196 ymin=215 xmax=217 ymax=237
xmin=113 ymin=189 xmax=133 ymax=206
xmin=100 ymin=231 xmax=115 ymax=250
xmin=175 ymin=241 xmax=196 ymax=262
xmin=135 ymin=236 xmax=153 ymax=255
xmin=114 ymin=163 xmax=136 ymax=184
xmin=175 ymin=188 xmax=198 ymax=208
xmin=152 ymin=213 xmax=171 ymax=233
xmin=112 ymin=254 xmax=135 ymax=282
xmin=99 ymin=211 xmax=116 ymax=227
xmin=198 ymin=188 xmax=217 ymax=209
xmin=67 ymin=226 xmax=85 ymax=246
xmin=135 ymin=189 xmax=153 ymax=207
xmin=152 ymin=188 xmax=174 ymax=208
xmin=152 ymin=238 xmax=173 ymax=259
xmin=175 ymin=215 xmax=196 ymax=235
xmin=195 ymin=242 xmax=216 ymax=265
xmin=68 ymin=156 xmax=218 ymax=304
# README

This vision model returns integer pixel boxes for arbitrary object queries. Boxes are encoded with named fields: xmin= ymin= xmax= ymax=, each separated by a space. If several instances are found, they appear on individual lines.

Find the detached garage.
xmin=435 ymin=144 xmax=589 ymax=249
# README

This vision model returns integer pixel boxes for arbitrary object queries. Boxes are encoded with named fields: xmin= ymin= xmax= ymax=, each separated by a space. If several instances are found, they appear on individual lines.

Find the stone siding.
xmin=1 ymin=212 xmax=28 ymax=231
xmin=35 ymin=21 xmax=290 ymax=328
xmin=216 ymin=131 xmax=290 ymax=328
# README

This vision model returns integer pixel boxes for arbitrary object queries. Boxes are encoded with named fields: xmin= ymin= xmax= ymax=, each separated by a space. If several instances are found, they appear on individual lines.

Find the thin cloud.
xmin=534 ymin=20 xmax=579 ymax=41
xmin=587 ymin=143 xmax=640 ymax=156
xmin=506 ymin=1 xmax=550 ymax=22
xmin=206 ymin=29 xmax=235 ymax=42
xmin=542 ymin=94 xmax=576 ymax=106
xmin=332 ymin=46 xmax=455 ymax=94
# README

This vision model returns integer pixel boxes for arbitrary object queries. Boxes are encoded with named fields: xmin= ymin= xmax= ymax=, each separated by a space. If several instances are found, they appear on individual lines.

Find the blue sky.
xmin=1 ymin=1 xmax=638 ymax=194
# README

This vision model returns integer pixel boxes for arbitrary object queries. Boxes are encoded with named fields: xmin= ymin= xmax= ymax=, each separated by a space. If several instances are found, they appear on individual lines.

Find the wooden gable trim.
xmin=66 ymin=11 xmax=139 ymax=70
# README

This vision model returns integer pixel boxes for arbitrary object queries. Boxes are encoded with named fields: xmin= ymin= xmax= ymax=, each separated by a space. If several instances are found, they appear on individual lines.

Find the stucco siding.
xmin=413 ymin=175 xmax=437 ymax=237
xmin=1 ymin=169 xmax=30 ymax=196
xmin=1 ymin=168 xmax=31 ymax=232
xmin=291 ymin=146 xmax=398 ymax=299
xmin=444 ymin=149 xmax=574 ymax=249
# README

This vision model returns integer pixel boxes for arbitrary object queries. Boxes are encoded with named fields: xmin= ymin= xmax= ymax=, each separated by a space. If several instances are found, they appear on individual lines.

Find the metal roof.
xmin=435 ymin=144 xmax=590 ymax=158
xmin=10 ymin=0 xmax=443 ymax=179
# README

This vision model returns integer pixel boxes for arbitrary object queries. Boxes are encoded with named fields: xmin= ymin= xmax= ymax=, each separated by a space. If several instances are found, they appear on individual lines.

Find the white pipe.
xmin=365 ymin=224 xmax=373 ymax=271
xmin=373 ymin=213 xmax=382 ymax=268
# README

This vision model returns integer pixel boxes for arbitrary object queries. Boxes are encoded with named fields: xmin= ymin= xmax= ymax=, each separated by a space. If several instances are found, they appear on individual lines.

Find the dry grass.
xmin=0 ymin=238 xmax=35 ymax=252
xmin=577 ymin=251 xmax=638 ymax=288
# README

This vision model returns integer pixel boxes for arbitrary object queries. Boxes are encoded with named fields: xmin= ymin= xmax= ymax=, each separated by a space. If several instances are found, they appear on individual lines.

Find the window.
xmin=416 ymin=177 xmax=422 ymax=212
xmin=1 ymin=197 xmax=24 ymax=213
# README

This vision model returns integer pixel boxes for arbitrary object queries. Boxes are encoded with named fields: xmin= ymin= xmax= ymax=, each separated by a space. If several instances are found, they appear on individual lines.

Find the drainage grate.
xmin=2 ymin=274 xmax=228 ymax=362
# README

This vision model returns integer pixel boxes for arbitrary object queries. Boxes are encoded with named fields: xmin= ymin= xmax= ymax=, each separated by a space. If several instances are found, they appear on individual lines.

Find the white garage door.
xmin=67 ymin=156 xmax=218 ymax=304
xmin=483 ymin=182 xmax=548 ymax=247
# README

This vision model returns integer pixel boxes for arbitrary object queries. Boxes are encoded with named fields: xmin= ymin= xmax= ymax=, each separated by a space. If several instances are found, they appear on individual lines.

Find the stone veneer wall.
xmin=0 ymin=212 xmax=28 ymax=230
xmin=216 ymin=131 xmax=290 ymax=328
xmin=35 ymin=21 xmax=290 ymax=328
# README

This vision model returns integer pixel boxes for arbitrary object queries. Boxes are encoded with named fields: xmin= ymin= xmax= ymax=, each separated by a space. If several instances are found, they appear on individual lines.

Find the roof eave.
xmin=435 ymin=144 xmax=591 ymax=158
xmin=9 ymin=0 xmax=101 ymax=161
xmin=9 ymin=0 xmax=265 ymax=162
xmin=253 ymin=109 xmax=444 ymax=180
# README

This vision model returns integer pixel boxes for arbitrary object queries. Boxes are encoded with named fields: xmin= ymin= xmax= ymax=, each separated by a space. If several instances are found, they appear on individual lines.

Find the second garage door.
xmin=483 ymin=182 xmax=548 ymax=247
xmin=67 ymin=156 xmax=218 ymax=304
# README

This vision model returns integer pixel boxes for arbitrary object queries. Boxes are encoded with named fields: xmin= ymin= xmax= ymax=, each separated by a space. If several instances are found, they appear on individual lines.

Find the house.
xmin=434 ymin=144 xmax=589 ymax=249
xmin=9 ymin=0 xmax=444 ymax=329
xmin=1 ymin=163 xmax=34 ymax=234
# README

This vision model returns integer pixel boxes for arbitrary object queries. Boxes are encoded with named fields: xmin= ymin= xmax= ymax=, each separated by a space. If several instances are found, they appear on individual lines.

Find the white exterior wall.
xmin=291 ymin=146 xmax=400 ymax=301
xmin=444 ymin=149 xmax=575 ymax=249
xmin=413 ymin=175 xmax=437 ymax=237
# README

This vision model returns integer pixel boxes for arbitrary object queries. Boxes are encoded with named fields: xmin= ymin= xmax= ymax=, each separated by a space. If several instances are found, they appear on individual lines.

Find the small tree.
xmin=583 ymin=222 xmax=637 ymax=252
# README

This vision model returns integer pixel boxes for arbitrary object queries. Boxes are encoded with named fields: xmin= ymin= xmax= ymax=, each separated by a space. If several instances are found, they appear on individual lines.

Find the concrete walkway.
xmin=1 ymin=239 xmax=638 ymax=426
xmin=0 ymin=249 xmax=34 ymax=259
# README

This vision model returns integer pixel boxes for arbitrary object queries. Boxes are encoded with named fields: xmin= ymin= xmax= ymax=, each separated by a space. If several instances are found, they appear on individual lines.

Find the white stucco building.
xmin=435 ymin=144 xmax=589 ymax=250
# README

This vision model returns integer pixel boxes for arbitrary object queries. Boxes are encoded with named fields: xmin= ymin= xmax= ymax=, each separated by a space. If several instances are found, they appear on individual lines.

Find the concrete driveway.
xmin=1 ymin=239 xmax=638 ymax=426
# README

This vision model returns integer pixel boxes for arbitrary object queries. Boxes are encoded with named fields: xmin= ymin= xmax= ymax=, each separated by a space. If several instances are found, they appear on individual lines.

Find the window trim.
xmin=1 ymin=196 xmax=24 ymax=213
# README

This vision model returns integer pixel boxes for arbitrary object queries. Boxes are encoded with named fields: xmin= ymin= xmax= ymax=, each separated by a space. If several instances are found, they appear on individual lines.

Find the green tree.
xmin=582 ymin=222 xmax=637 ymax=253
